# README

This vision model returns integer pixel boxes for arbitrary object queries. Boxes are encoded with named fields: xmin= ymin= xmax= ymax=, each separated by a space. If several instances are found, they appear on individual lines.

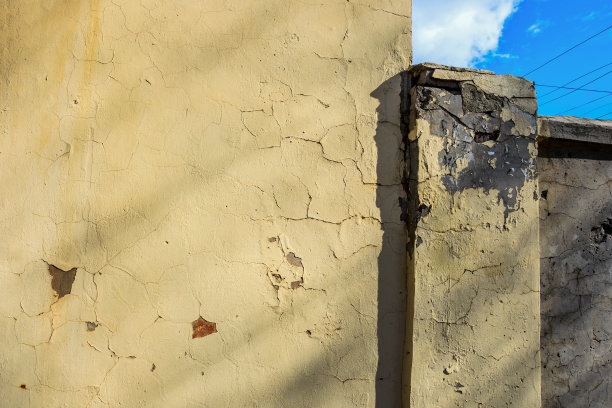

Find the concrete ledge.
xmin=407 ymin=63 xmax=536 ymax=100
xmin=538 ymin=115 xmax=612 ymax=145
xmin=408 ymin=62 xmax=494 ymax=76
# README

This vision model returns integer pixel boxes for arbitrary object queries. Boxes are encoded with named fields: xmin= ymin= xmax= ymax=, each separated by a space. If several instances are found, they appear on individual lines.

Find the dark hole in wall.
xmin=474 ymin=129 xmax=500 ymax=143
xmin=591 ymin=218 xmax=612 ymax=243
xmin=48 ymin=264 xmax=77 ymax=299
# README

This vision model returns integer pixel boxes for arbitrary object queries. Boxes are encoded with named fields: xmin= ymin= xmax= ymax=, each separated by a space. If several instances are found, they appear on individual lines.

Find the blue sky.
xmin=413 ymin=0 xmax=612 ymax=119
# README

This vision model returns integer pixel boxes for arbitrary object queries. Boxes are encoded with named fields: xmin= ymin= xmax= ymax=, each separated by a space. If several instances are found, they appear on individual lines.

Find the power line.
xmin=539 ymin=62 xmax=612 ymax=98
xmin=596 ymin=110 xmax=612 ymax=119
xmin=522 ymin=25 xmax=612 ymax=77
xmin=540 ymin=70 xmax=612 ymax=106
xmin=535 ymin=84 xmax=612 ymax=94
xmin=582 ymin=100 xmax=612 ymax=115
xmin=561 ymin=94 xmax=612 ymax=114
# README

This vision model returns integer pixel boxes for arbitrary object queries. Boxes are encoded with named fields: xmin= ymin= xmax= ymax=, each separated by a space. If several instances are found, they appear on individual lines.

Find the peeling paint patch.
xmin=86 ymin=322 xmax=97 ymax=331
xmin=412 ymin=74 xmax=537 ymax=222
xmin=286 ymin=252 xmax=303 ymax=267
xmin=440 ymin=138 xmax=534 ymax=213
xmin=48 ymin=264 xmax=77 ymax=299
xmin=192 ymin=317 xmax=217 ymax=339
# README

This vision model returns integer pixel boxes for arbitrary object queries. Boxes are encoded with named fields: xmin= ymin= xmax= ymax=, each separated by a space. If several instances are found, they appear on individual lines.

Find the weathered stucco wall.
xmin=0 ymin=1 xmax=411 ymax=406
xmin=538 ymin=116 xmax=612 ymax=408
xmin=403 ymin=63 xmax=541 ymax=407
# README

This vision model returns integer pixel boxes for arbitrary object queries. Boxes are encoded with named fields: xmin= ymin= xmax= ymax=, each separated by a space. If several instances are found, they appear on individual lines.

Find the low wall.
xmin=538 ymin=115 xmax=612 ymax=408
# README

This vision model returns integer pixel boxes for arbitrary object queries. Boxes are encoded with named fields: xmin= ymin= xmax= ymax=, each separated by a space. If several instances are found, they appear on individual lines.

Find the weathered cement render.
xmin=538 ymin=116 xmax=612 ymax=408
xmin=403 ymin=64 xmax=541 ymax=407
xmin=0 ymin=1 xmax=411 ymax=406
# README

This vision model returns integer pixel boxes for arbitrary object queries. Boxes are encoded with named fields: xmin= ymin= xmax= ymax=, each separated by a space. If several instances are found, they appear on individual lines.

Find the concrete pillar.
xmin=402 ymin=63 xmax=541 ymax=407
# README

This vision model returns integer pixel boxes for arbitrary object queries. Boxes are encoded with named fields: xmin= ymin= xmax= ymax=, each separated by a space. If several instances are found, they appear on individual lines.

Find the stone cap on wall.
xmin=408 ymin=62 xmax=495 ymax=76
xmin=538 ymin=115 xmax=612 ymax=146
xmin=407 ymin=62 xmax=536 ymax=101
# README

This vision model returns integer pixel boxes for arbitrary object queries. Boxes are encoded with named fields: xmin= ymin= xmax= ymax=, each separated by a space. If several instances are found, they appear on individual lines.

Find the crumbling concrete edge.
xmin=538 ymin=115 xmax=612 ymax=146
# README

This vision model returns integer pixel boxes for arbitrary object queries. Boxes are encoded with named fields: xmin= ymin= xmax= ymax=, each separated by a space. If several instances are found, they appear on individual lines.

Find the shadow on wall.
xmin=538 ymin=139 xmax=612 ymax=408
xmin=8 ymin=2 xmax=412 ymax=403
xmin=372 ymin=74 xmax=409 ymax=408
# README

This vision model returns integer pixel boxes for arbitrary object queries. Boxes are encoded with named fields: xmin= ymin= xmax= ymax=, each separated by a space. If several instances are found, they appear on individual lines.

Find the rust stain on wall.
xmin=192 ymin=317 xmax=217 ymax=339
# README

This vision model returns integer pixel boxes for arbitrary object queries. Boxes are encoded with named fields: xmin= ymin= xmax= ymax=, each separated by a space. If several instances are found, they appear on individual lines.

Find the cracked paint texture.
xmin=538 ymin=116 xmax=612 ymax=408
xmin=403 ymin=64 xmax=541 ymax=407
xmin=0 ymin=0 xmax=410 ymax=407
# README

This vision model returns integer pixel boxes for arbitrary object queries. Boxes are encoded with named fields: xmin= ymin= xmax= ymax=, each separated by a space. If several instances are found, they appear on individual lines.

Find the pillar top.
xmin=408 ymin=62 xmax=495 ymax=76
xmin=408 ymin=62 xmax=536 ymax=100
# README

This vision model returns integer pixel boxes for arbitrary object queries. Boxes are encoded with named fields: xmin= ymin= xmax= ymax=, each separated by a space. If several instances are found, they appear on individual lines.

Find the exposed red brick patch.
xmin=290 ymin=280 xmax=302 ymax=289
xmin=192 ymin=317 xmax=217 ymax=339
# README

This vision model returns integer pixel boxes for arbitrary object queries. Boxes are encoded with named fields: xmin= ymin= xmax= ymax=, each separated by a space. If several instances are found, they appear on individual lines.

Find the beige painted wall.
xmin=0 ymin=1 xmax=411 ymax=406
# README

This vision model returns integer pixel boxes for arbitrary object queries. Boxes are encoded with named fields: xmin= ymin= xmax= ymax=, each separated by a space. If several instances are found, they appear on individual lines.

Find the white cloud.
xmin=527 ymin=20 xmax=549 ymax=35
xmin=527 ymin=24 xmax=541 ymax=34
xmin=493 ymin=52 xmax=517 ymax=59
xmin=413 ymin=0 xmax=521 ymax=67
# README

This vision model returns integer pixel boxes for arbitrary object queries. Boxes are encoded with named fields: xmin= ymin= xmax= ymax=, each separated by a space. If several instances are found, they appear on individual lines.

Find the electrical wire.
xmin=539 ymin=62 xmax=612 ymax=98
xmin=523 ymin=25 xmax=612 ymax=76
xmin=540 ymin=70 xmax=612 ymax=106
xmin=561 ymin=94 xmax=612 ymax=114
xmin=535 ymin=84 xmax=612 ymax=94
xmin=582 ymin=100 xmax=612 ymax=115
xmin=595 ymin=110 xmax=612 ymax=119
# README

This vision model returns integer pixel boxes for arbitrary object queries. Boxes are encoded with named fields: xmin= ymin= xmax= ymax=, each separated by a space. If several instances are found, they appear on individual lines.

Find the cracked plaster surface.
xmin=0 ymin=1 xmax=411 ymax=406
xmin=539 ymin=132 xmax=612 ymax=408
xmin=403 ymin=65 xmax=541 ymax=408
